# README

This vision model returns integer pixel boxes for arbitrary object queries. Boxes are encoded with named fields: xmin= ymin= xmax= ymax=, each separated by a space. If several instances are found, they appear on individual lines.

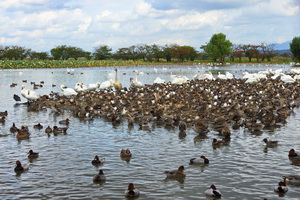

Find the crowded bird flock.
xmin=3 ymin=66 xmax=300 ymax=198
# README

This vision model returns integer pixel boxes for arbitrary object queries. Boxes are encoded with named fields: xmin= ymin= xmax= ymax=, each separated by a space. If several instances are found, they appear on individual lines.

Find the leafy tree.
xmin=0 ymin=46 xmax=30 ymax=60
xmin=232 ymin=44 xmax=244 ymax=62
xmin=114 ymin=48 xmax=131 ymax=60
xmin=163 ymin=44 xmax=177 ymax=62
xmin=150 ymin=44 xmax=164 ymax=62
xmin=204 ymin=33 xmax=232 ymax=63
xmin=260 ymin=43 xmax=276 ymax=62
xmin=290 ymin=36 xmax=300 ymax=61
xmin=50 ymin=45 xmax=87 ymax=60
xmin=93 ymin=45 xmax=112 ymax=60
xmin=29 ymin=51 xmax=49 ymax=60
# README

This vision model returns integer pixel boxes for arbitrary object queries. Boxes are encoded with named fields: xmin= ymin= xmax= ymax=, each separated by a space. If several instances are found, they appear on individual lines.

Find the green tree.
xmin=29 ymin=51 xmax=49 ymax=60
xmin=50 ymin=45 xmax=87 ymax=60
xmin=290 ymin=36 xmax=300 ymax=61
xmin=0 ymin=46 xmax=30 ymax=60
xmin=93 ymin=45 xmax=112 ymax=60
xmin=204 ymin=33 xmax=232 ymax=63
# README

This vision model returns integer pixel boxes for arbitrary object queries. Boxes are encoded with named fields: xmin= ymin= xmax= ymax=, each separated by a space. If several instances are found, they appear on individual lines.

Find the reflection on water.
xmin=0 ymin=64 xmax=300 ymax=199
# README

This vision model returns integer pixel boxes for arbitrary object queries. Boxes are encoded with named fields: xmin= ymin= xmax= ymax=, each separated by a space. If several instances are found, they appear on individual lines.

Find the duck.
xmin=124 ymin=183 xmax=140 ymax=197
xmin=190 ymin=155 xmax=209 ymax=164
xmin=45 ymin=126 xmax=53 ymax=134
xmin=262 ymin=138 xmax=278 ymax=147
xmin=274 ymin=181 xmax=288 ymax=193
xmin=204 ymin=184 xmax=222 ymax=197
xmin=59 ymin=118 xmax=70 ymax=126
xmin=93 ymin=169 xmax=106 ymax=182
xmin=91 ymin=155 xmax=105 ymax=165
xmin=61 ymin=84 xmax=78 ymax=97
xmin=53 ymin=126 xmax=68 ymax=134
xmin=288 ymin=149 xmax=300 ymax=157
xmin=28 ymin=150 xmax=39 ymax=158
xmin=16 ymin=126 xmax=30 ymax=139
xmin=120 ymin=149 xmax=132 ymax=157
xmin=33 ymin=123 xmax=43 ymax=130
xmin=13 ymin=94 xmax=21 ymax=102
xmin=113 ymin=68 xmax=122 ymax=91
xmin=0 ymin=116 xmax=5 ymax=124
xmin=0 ymin=110 xmax=8 ymax=116
xmin=14 ymin=160 xmax=29 ymax=172
xmin=10 ymin=123 xmax=18 ymax=133
xmin=212 ymin=138 xmax=227 ymax=146
xmin=164 ymin=165 xmax=186 ymax=178
xmin=283 ymin=175 xmax=300 ymax=185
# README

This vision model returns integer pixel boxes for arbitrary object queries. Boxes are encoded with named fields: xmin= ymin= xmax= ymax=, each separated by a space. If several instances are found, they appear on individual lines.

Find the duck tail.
xmin=213 ymin=190 xmax=221 ymax=197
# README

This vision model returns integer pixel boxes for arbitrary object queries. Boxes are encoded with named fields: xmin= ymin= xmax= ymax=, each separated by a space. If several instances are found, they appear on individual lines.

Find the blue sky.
xmin=0 ymin=0 xmax=299 ymax=52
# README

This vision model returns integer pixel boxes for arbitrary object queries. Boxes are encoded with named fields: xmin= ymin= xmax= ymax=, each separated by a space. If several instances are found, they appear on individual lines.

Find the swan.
xmin=131 ymin=70 xmax=143 ymax=87
xmin=21 ymin=85 xmax=29 ymax=98
xmin=153 ymin=77 xmax=165 ymax=84
xmin=164 ymin=165 xmax=186 ymax=178
xmin=113 ymin=68 xmax=122 ymax=91
xmin=87 ymin=82 xmax=101 ymax=91
xmin=171 ymin=75 xmax=188 ymax=84
xmin=125 ymin=183 xmax=140 ymax=197
xmin=25 ymin=89 xmax=41 ymax=101
xmin=93 ymin=169 xmax=106 ymax=182
xmin=61 ymin=85 xmax=78 ymax=97
xmin=74 ymin=83 xmax=88 ymax=92
xmin=204 ymin=184 xmax=222 ymax=197
xmin=100 ymin=79 xmax=113 ymax=89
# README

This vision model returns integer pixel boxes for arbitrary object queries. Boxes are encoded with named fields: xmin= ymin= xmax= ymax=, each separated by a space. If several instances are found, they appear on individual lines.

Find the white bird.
xmin=153 ymin=77 xmax=165 ymax=84
xmin=171 ymin=75 xmax=188 ymax=84
xmin=100 ymin=79 xmax=114 ymax=89
xmin=131 ymin=70 xmax=143 ymax=87
xmin=21 ymin=85 xmax=28 ymax=98
xmin=61 ymin=84 xmax=78 ymax=96
xmin=87 ymin=82 xmax=101 ymax=91
xmin=25 ymin=89 xmax=40 ymax=101
xmin=74 ymin=83 xmax=88 ymax=92
xmin=190 ymin=155 xmax=209 ymax=164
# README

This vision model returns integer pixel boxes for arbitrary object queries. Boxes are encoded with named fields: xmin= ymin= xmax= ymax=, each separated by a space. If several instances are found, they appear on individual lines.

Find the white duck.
xmin=61 ymin=84 xmax=78 ymax=96
xmin=124 ymin=183 xmax=140 ymax=197
xmin=204 ymin=184 xmax=222 ymax=197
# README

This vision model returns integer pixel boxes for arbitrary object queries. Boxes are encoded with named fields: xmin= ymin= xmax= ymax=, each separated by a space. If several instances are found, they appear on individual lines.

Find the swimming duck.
xmin=93 ymin=169 xmax=106 ymax=182
xmin=28 ymin=150 xmax=39 ymax=158
xmin=262 ymin=138 xmax=278 ymax=147
xmin=53 ymin=126 xmax=68 ymax=134
xmin=45 ymin=126 xmax=53 ymax=134
xmin=212 ymin=138 xmax=227 ymax=146
xmin=283 ymin=175 xmax=300 ymax=185
xmin=164 ymin=165 xmax=186 ymax=178
xmin=204 ymin=184 xmax=222 ymax=197
xmin=10 ymin=123 xmax=18 ymax=133
xmin=14 ymin=160 xmax=29 ymax=172
xmin=124 ymin=183 xmax=140 ymax=197
xmin=190 ymin=155 xmax=209 ymax=164
xmin=120 ymin=149 xmax=132 ymax=157
xmin=59 ymin=118 xmax=70 ymax=126
xmin=91 ymin=155 xmax=105 ymax=165
xmin=0 ymin=116 xmax=5 ymax=124
xmin=0 ymin=110 xmax=8 ymax=116
xmin=288 ymin=149 xmax=299 ymax=157
xmin=33 ymin=123 xmax=43 ymax=130
xmin=274 ymin=181 xmax=288 ymax=193
xmin=16 ymin=126 xmax=30 ymax=139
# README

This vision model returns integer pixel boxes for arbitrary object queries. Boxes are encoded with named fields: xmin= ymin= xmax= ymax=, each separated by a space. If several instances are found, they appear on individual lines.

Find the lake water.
xmin=1 ymin=64 xmax=300 ymax=200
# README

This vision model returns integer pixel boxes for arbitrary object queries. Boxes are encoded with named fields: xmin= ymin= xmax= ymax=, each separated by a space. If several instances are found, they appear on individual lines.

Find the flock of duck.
xmin=3 ymin=66 xmax=300 ymax=198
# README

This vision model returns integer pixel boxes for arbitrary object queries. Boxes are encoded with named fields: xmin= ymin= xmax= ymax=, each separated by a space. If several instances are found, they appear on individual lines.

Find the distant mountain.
xmin=274 ymin=41 xmax=291 ymax=50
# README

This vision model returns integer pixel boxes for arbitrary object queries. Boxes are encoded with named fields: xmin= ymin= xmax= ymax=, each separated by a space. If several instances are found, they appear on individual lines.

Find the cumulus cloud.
xmin=0 ymin=0 xmax=298 ymax=52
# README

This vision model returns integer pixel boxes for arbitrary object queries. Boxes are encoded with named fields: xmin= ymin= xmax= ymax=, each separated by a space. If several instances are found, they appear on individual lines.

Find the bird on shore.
xmin=61 ymin=84 xmax=78 ymax=96
xmin=124 ymin=183 xmax=140 ymax=197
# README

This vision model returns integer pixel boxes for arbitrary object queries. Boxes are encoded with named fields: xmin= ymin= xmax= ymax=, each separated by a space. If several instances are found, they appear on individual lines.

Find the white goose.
xmin=61 ymin=84 xmax=78 ymax=96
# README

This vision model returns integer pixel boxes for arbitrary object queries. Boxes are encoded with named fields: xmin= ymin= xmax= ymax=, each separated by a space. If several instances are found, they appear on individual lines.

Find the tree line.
xmin=0 ymin=34 xmax=299 ymax=62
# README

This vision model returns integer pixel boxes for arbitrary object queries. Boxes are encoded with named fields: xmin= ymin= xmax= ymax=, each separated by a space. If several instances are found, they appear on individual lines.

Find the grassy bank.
xmin=0 ymin=56 xmax=294 ymax=69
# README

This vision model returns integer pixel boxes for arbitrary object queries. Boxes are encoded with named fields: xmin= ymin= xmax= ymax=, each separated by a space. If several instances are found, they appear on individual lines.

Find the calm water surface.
xmin=0 ymin=64 xmax=300 ymax=200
